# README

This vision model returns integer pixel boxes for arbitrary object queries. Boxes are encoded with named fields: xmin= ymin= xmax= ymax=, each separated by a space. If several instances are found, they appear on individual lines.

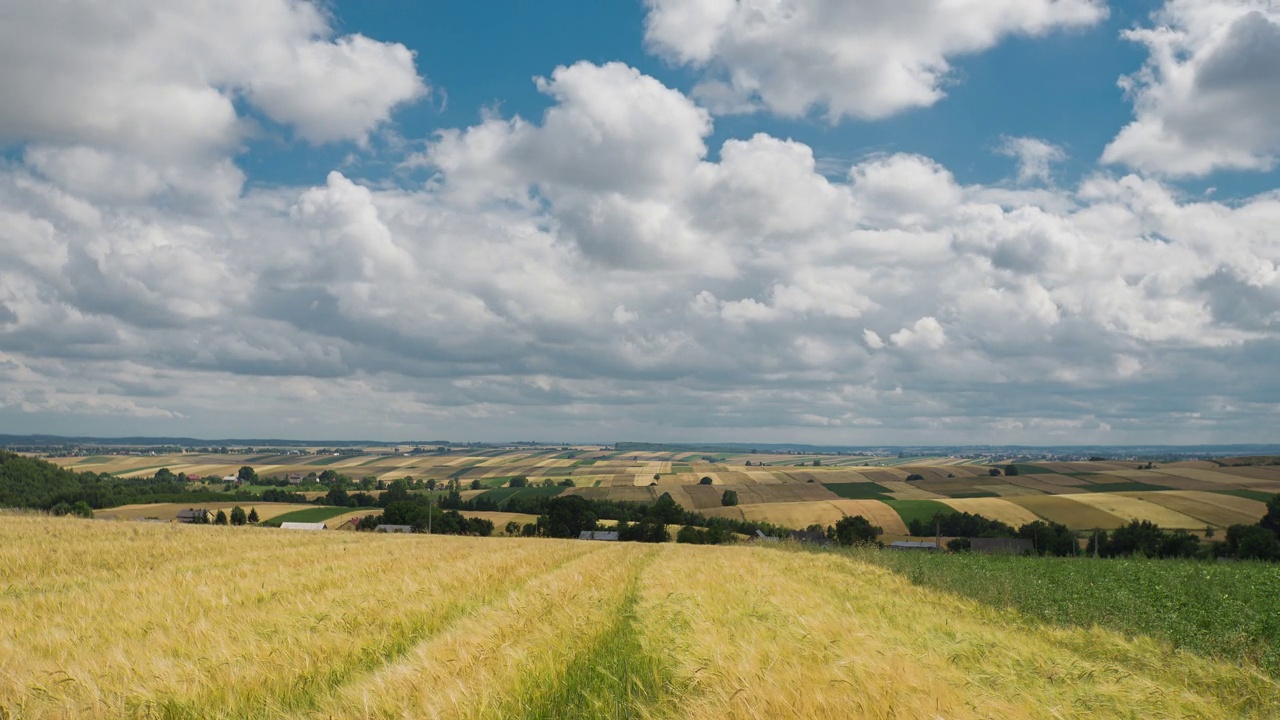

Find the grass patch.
xmin=1082 ymin=481 xmax=1175 ymax=492
xmin=883 ymin=499 xmax=957 ymax=528
xmin=264 ymin=506 xmax=356 ymax=526
xmin=1214 ymin=489 xmax=1279 ymax=502
xmin=949 ymin=491 xmax=1000 ymax=499
xmin=857 ymin=548 xmax=1280 ymax=679
xmin=823 ymin=482 xmax=893 ymax=500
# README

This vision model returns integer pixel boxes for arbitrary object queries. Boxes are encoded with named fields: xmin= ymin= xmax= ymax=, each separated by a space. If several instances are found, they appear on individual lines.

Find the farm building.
xmin=375 ymin=525 xmax=412 ymax=533
xmin=890 ymin=541 xmax=937 ymax=551
xmin=970 ymin=538 xmax=1034 ymax=555
xmin=176 ymin=508 xmax=212 ymax=524
xmin=336 ymin=517 xmax=364 ymax=531
xmin=579 ymin=531 xmax=619 ymax=541
xmin=280 ymin=522 xmax=326 ymax=531
xmin=287 ymin=473 xmax=304 ymax=485
xmin=788 ymin=530 xmax=834 ymax=546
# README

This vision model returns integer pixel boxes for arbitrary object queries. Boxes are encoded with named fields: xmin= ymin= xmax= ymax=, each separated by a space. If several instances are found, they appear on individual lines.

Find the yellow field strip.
xmin=1064 ymin=493 xmax=1206 ymax=529
xmin=938 ymin=498 xmax=1044 ymax=527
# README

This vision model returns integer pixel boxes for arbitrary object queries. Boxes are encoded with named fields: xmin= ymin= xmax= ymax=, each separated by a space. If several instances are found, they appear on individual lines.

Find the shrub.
xmin=721 ymin=489 xmax=739 ymax=507
xmin=699 ymin=476 xmax=713 ymax=485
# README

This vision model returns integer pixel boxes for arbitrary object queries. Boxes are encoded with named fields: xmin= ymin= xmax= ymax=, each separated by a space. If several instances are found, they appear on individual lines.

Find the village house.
xmin=176 ymin=508 xmax=212 ymax=524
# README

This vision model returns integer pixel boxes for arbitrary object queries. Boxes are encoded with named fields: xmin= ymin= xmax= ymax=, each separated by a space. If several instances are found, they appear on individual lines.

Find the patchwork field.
xmin=2 ymin=515 xmax=1276 ymax=719
xmin=46 ymin=450 xmax=1280 ymax=536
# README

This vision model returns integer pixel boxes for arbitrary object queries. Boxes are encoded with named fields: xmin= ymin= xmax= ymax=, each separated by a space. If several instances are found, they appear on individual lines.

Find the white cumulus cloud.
xmin=643 ymin=0 xmax=1107 ymax=121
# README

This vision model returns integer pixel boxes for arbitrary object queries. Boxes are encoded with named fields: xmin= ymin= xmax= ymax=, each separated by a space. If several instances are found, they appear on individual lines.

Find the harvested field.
xmin=1006 ymin=496 xmax=1126 ymax=529
xmin=1116 ymin=491 xmax=1267 ymax=528
xmin=1064 ymin=494 xmax=1205 ymax=529
xmin=1152 ymin=468 xmax=1249 ymax=484
xmin=977 ymin=484 xmax=1045 ymax=497
xmin=1211 ymin=466 xmax=1280 ymax=481
xmin=937 ymin=498 xmax=1044 ymax=527
xmin=1030 ymin=474 xmax=1094 ymax=487
xmin=827 ymin=499 xmax=910 ymax=535
xmin=94 ymin=502 xmax=306 ymax=522
xmin=877 ymin=481 xmax=945 ymax=499
xmin=1004 ymin=477 xmax=1088 ymax=494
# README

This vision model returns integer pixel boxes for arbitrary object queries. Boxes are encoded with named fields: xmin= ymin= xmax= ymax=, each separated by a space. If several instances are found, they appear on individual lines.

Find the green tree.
xmin=1223 ymin=524 xmax=1280 ymax=561
xmin=947 ymin=537 xmax=972 ymax=552
xmin=699 ymin=476 xmax=713 ymax=485
xmin=1004 ymin=465 xmax=1020 ymax=476
xmin=248 ymin=508 xmax=259 ymax=523
xmin=237 ymin=466 xmax=258 ymax=484
xmin=558 ymin=478 xmax=575 ymax=487
xmin=470 ymin=479 xmax=483 ymax=490
xmin=230 ymin=506 xmax=246 ymax=526
xmin=214 ymin=509 xmax=228 ymax=525
xmin=509 ymin=476 xmax=528 ymax=488
xmin=833 ymin=515 xmax=882 ymax=546
xmin=505 ymin=521 xmax=521 ymax=536
xmin=1260 ymin=493 xmax=1280 ymax=537
xmin=1017 ymin=521 xmax=1075 ymax=556
xmin=325 ymin=486 xmax=350 ymax=507
xmin=541 ymin=495 xmax=597 ymax=538
xmin=988 ymin=467 xmax=1003 ymax=477
xmin=721 ymin=489 xmax=739 ymax=507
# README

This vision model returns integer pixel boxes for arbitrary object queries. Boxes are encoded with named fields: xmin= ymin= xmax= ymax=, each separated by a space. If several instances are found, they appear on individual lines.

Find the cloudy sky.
xmin=1 ymin=0 xmax=1279 ymax=444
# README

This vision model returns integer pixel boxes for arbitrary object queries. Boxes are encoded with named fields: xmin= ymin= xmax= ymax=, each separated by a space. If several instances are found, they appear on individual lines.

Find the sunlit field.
xmin=3 ymin=515 xmax=1278 ymax=719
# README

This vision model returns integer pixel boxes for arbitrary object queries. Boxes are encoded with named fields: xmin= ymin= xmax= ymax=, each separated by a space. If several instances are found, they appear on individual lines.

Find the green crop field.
xmin=859 ymin=547 xmax=1280 ymax=678
xmin=822 ymin=481 xmax=893 ymax=500
xmin=883 ymin=499 xmax=957 ymax=527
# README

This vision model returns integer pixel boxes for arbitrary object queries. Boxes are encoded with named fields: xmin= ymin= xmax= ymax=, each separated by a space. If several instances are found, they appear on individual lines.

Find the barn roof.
xmin=279 ymin=522 xmax=326 ymax=531
xmin=890 ymin=541 xmax=937 ymax=549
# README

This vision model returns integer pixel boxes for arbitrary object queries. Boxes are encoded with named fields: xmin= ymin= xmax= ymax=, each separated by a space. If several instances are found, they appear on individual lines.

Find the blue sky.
xmin=1 ymin=0 xmax=1279 ymax=443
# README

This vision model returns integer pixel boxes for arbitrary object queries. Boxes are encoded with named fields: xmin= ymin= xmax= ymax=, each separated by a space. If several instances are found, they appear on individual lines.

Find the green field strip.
xmin=1008 ymin=464 xmax=1056 ymax=475
xmin=822 ymin=482 xmax=894 ymax=501
xmin=883 ymin=499 xmax=958 ymax=528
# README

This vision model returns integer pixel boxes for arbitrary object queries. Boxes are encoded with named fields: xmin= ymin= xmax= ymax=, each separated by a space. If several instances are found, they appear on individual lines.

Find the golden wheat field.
xmin=2 ymin=516 xmax=1278 ymax=720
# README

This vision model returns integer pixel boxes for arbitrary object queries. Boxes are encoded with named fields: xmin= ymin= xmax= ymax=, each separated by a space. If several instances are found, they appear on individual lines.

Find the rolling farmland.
xmin=2 ymin=515 xmax=1277 ymax=719
xmin=45 ymin=448 xmax=1279 ymax=536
